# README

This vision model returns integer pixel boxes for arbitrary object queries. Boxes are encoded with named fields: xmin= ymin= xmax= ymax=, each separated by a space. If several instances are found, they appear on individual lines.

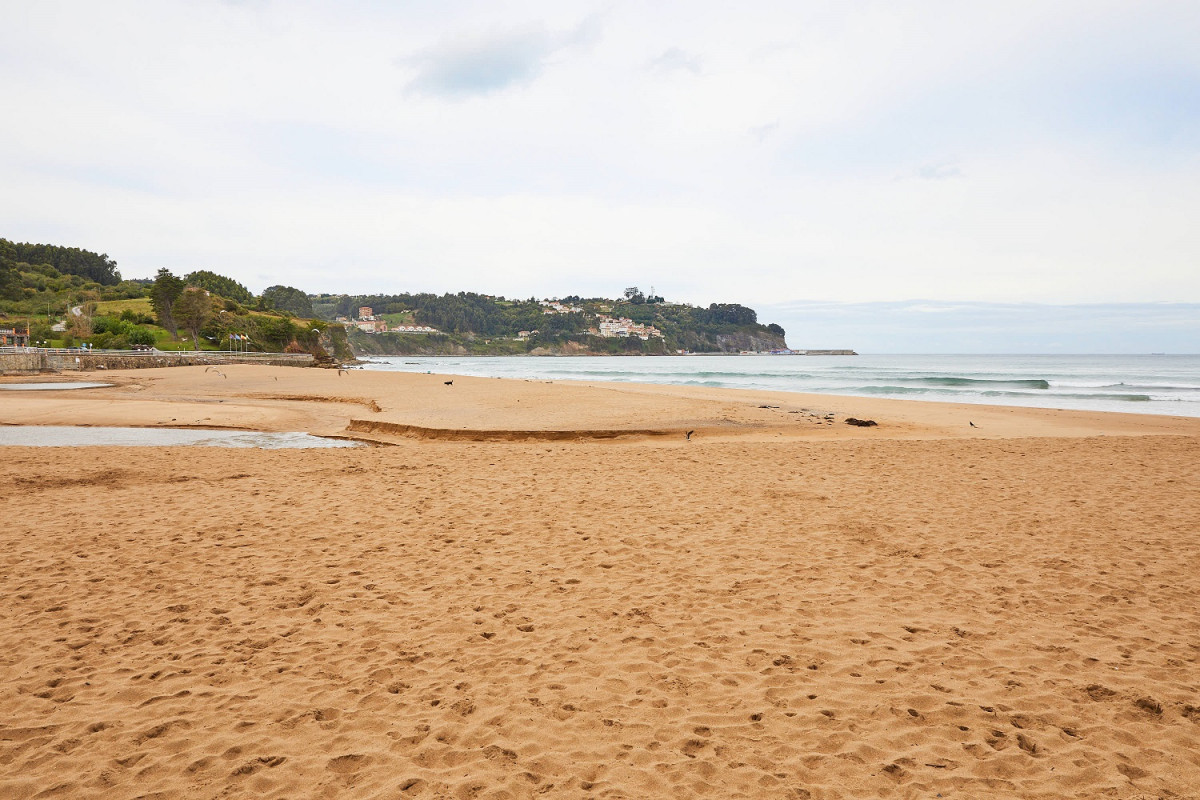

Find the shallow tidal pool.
xmin=0 ymin=426 xmax=362 ymax=448
xmin=0 ymin=382 xmax=113 ymax=391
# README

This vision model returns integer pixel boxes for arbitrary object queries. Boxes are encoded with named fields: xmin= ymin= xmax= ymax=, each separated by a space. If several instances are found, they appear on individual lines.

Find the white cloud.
xmin=648 ymin=47 xmax=702 ymax=74
xmin=916 ymin=162 xmax=962 ymax=180
xmin=403 ymin=27 xmax=557 ymax=97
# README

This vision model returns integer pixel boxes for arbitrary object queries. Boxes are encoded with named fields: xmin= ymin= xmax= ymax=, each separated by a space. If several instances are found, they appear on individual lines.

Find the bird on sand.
xmin=444 ymin=380 xmax=453 ymax=386
xmin=969 ymin=421 xmax=977 ymax=428
xmin=685 ymin=430 xmax=694 ymax=441
xmin=205 ymin=367 xmax=226 ymax=378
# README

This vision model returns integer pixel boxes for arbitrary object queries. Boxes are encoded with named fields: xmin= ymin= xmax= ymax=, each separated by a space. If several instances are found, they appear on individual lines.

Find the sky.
xmin=2 ymin=1 xmax=1198 ymax=351
xmin=762 ymin=300 xmax=1200 ymax=353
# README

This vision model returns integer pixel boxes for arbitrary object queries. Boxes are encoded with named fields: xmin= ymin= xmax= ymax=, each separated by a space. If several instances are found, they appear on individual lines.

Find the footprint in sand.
xmin=327 ymin=753 xmax=368 ymax=774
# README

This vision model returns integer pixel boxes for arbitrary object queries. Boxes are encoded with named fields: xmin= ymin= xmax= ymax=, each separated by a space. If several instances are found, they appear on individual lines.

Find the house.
xmin=596 ymin=316 xmax=662 ymax=339
xmin=0 ymin=326 xmax=30 ymax=347
xmin=539 ymin=300 xmax=583 ymax=314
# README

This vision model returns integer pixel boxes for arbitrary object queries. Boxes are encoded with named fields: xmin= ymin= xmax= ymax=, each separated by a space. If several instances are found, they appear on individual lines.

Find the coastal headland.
xmin=2 ymin=366 xmax=1199 ymax=798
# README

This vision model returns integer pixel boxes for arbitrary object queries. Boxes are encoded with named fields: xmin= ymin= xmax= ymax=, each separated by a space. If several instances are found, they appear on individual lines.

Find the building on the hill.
xmin=540 ymin=300 xmax=583 ymax=314
xmin=0 ymin=326 xmax=30 ymax=347
xmin=595 ymin=316 xmax=662 ymax=340
xmin=355 ymin=319 xmax=387 ymax=333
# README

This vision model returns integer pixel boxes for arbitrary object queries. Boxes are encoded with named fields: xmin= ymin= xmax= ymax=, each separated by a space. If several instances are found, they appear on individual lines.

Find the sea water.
xmin=360 ymin=354 xmax=1200 ymax=418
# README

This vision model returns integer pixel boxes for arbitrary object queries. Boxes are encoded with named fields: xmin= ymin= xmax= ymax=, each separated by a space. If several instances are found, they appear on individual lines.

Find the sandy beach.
xmin=2 ymin=365 xmax=1199 ymax=799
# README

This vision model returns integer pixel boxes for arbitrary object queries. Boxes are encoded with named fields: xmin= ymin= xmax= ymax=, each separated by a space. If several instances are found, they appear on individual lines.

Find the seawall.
xmin=0 ymin=349 xmax=313 ymax=375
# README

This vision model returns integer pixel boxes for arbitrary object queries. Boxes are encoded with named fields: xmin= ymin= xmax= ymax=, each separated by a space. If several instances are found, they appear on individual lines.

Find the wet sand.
xmin=2 ymin=366 xmax=1199 ymax=798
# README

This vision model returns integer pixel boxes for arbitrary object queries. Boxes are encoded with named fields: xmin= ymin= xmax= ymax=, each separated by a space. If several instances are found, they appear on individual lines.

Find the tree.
xmin=185 ymin=270 xmax=253 ymax=305
xmin=623 ymin=286 xmax=645 ymax=304
xmin=150 ymin=268 xmax=184 ymax=337
xmin=173 ymin=287 xmax=212 ymax=350
xmin=702 ymin=303 xmax=757 ymax=326
xmin=254 ymin=314 xmax=298 ymax=351
xmin=127 ymin=326 xmax=156 ymax=346
xmin=0 ymin=238 xmax=121 ymax=285
xmin=259 ymin=285 xmax=313 ymax=317
xmin=0 ymin=257 xmax=19 ymax=301
xmin=766 ymin=322 xmax=785 ymax=338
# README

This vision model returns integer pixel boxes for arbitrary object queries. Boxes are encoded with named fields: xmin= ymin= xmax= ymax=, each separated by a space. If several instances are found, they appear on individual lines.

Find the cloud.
xmin=648 ymin=46 xmax=702 ymax=74
xmin=402 ymin=15 xmax=602 ymax=98
xmin=749 ymin=120 xmax=779 ymax=142
xmin=404 ymin=27 xmax=555 ymax=97
xmin=917 ymin=161 xmax=961 ymax=180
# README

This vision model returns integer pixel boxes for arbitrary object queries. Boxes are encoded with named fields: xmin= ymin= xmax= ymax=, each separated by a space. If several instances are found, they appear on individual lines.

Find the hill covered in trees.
xmin=314 ymin=288 xmax=787 ymax=355
xmin=1 ymin=239 xmax=122 ymax=286
xmin=1 ymin=239 xmax=344 ymax=360
xmin=4 ymin=237 xmax=786 ymax=358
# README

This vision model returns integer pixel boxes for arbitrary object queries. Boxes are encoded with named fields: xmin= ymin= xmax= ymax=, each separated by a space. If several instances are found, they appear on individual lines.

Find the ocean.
xmin=359 ymin=353 xmax=1200 ymax=418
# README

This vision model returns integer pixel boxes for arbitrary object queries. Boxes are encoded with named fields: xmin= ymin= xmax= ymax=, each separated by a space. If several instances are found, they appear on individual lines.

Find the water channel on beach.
xmin=0 ymin=426 xmax=362 ymax=448
xmin=0 ymin=382 xmax=113 ymax=390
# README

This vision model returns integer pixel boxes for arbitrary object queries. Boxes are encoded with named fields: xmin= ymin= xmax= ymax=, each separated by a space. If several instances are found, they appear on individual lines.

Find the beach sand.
xmin=2 ymin=366 xmax=1199 ymax=798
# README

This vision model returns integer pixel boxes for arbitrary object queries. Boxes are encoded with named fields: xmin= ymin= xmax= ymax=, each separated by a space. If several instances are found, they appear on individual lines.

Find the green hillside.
xmin=315 ymin=288 xmax=787 ymax=355
xmin=4 ymin=239 xmax=787 ymax=359
xmin=1 ymin=239 xmax=332 ymax=358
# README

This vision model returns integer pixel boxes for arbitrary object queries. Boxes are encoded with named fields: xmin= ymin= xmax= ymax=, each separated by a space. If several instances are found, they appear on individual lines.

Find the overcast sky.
xmin=2 ymin=1 xmax=1198 ymax=344
xmin=762 ymin=300 xmax=1200 ymax=353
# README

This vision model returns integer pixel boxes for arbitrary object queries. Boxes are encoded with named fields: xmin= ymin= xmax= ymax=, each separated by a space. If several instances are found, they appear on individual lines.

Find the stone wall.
xmin=0 ymin=353 xmax=43 ymax=374
xmin=1 ymin=350 xmax=313 ymax=375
